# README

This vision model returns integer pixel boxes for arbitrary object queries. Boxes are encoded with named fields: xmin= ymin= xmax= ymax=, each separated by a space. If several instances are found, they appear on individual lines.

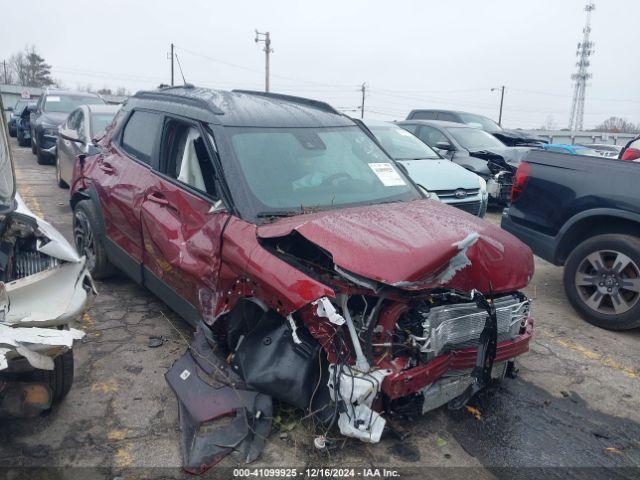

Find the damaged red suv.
xmin=70 ymin=86 xmax=534 ymax=471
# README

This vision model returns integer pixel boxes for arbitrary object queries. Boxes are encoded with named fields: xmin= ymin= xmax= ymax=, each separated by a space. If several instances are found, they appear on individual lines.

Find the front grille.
xmin=419 ymin=295 xmax=529 ymax=358
xmin=13 ymin=252 xmax=59 ymax=279
xmin=449 ymin=201 xmax=481 ymax=216
xmin=434 ymin=188 xmax=480 ymax=199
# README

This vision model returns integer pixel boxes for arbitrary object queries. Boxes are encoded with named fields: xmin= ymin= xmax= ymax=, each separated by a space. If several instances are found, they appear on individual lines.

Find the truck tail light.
xmin=621 ymin=147 xmax=640 ymax=161
xmin=510 ymin=161 xmax=532 ymax=203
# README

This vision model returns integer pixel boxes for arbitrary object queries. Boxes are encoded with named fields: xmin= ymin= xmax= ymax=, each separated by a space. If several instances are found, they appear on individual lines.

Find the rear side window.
xmin=121 ymin=111 xmax=162 ymax=164
xmin=409 ymin=111 xmax=437 ymax=120
xmin=437 ymin=112 xmax=459 ymax=122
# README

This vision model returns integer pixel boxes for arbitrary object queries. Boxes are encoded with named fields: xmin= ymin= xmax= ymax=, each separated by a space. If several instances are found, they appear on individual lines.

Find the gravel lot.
xmin=1 ymin=136 xmax=639 ymax=479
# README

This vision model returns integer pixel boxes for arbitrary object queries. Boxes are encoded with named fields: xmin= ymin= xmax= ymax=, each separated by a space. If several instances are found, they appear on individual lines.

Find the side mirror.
xmin=435 ymin=141 xmax=454 ymax=151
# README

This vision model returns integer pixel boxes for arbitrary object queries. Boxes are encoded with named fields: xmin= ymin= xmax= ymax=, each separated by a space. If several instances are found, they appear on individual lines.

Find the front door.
xmin=140 ymin=116 xmax=229 ymax=326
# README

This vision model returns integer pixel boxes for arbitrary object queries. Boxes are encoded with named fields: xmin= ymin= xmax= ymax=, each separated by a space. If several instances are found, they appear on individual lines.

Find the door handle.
xmin=98 ymin=162 xmax=115 ymax=174
xmin=146 ymin=192 xmax=170 ymax=206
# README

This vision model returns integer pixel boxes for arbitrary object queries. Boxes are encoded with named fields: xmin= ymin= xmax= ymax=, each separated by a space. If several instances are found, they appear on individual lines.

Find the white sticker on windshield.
xmin=368 ymin=163 xmax=406 ymax=187
xmin=47 ymin=96 xmax=61 ymax=102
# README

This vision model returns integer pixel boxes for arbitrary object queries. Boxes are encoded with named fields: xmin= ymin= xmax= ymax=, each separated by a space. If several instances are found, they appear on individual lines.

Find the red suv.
xmin=70 ymin=87 xmax=534 ymax=462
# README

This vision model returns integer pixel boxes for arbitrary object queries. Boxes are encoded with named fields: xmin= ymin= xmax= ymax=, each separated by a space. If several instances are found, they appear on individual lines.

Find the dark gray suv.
xmin=30 ymin=89 xmax=105 ymax=164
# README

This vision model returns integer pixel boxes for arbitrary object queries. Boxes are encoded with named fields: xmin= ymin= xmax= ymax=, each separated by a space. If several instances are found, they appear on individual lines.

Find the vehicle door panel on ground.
xmin=92 ymin=109 xmax=163 ymax=274
xmin=140 ymin=116 xmax=228 ymax=324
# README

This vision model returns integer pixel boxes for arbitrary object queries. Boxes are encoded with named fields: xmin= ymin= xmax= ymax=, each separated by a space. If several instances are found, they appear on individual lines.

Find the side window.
xmin=399 ymin=123 xmax=418 ymax=134
xmin=121 ymin=110 xmax=162 ymax=165
xmin=160 ymin=118 xmax=217 ymax=197
xmin=436 ymin=112 xmax=458 ymax=122
xmin=77 ymin=112 xmax=86 ymax=139
xmin=416 ymin=126 xmax=450 ymax=148
xmin=67 ymin=110 xmax=81 ymax=130
xmin=410 ymin=111 xmax=437 ymax=120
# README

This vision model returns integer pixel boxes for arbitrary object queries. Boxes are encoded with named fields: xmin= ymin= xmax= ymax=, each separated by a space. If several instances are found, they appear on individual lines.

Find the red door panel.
xmin=140 ymin=176 xmax=229 ymax=318
xmin=92 ymin=143 xmax=158 ymax=263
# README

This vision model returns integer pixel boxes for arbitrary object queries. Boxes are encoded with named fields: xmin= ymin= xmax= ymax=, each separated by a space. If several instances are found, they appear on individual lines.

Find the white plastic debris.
xmin=434 ymin=232 xmax=480 ymax=284
xmin=327 ymin=365 xmax=391 ymax=443
xmin=313 ymin=297 xmax=345 ymax=325
xmin=286 ymin=314 xmax=302 ymax=345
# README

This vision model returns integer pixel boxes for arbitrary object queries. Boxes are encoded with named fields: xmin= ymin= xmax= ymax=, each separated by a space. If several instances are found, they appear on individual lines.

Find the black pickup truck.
xmin=502 ymin=149 xmax=640 ymax=330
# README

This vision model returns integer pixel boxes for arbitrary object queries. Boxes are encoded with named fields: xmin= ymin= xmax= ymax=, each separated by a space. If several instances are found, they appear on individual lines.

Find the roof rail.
xmin=132 ymin=89 xmax=224 ymax=115
xmin=233 ymin=90 xmax=340 ymax=115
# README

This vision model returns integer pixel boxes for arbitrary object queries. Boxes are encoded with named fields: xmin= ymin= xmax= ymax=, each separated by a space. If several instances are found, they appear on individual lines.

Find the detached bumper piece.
xmin=165 ymin=328 xmax=272 ymax=475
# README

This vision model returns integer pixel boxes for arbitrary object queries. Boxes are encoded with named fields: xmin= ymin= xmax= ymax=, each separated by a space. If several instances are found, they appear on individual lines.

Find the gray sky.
xmin=3 ymin=0 xmax=639 ymax=129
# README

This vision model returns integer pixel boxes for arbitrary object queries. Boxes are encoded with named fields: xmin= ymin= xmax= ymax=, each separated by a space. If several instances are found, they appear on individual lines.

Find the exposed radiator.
xmin=418 ymin=295 xmax=529 ymax=358
xmin=13 ymin=251 xmax=59 ymax=279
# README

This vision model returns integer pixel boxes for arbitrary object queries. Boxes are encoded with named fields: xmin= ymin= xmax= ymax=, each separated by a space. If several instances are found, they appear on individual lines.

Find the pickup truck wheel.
xmin=73 ymin=200 xmax=116 ymax=279
xmin=31 ymin=131 xmax=37 ymax=154
xmin=30 ymin=350 xmax=74 ymax=404
xmin=564 ymin=234 xmax=640 ymax=330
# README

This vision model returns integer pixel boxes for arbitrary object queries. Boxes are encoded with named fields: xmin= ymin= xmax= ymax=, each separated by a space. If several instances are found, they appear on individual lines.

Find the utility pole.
xmin=170 ymin=43 xmax=175 ymax=86
xmin=491 ymin=85 xmax=505 ymax=126
xmin=2 ymin=61 xmax=6 ymax=84
xmin=255 ymin=31 xmax=273 ymax=92
xmin=569 ymin=2 xmax=595 ymax=131
xmin=360 ymin=83 xmax=366 ymax=119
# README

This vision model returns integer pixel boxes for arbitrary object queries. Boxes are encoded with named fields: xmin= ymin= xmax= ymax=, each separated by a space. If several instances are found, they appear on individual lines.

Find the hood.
xmin=257 ymin=199 xmax=533 ymax=293
xmin=0 ymin=97 xmax=17 ymax=209
xmin=470 ymin=146 xmax=531 ymax=168
xmin=39 ymin=112 xmax=69 ymax=126
xmin=492 ymin=129 xmax=547 ymax=147
xmin=398 ymin=159 xmax=481 ymax=191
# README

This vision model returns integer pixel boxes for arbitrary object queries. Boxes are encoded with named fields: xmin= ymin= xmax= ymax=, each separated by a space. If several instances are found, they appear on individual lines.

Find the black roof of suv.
xmin=129 ymin=86 xmax=353 ymax=128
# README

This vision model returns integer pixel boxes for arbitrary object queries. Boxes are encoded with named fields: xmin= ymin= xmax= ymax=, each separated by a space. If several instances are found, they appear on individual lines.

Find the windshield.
xmin=91 ymin=112 xmax=117 ymax=136
xmin=44 ymin=95 xmax=105 ymax=113
xmin=226 ymin=125 xmax=420 ymax=218
xmin=13 ymin=100 xmax=28 ymax=114
xmin=447 ymin=126 xmax=505 ymax=151
xmin=458 ymin=113 xmax=502 ymax=133
xmin=369 ymin=124 xmax=440 ymax=160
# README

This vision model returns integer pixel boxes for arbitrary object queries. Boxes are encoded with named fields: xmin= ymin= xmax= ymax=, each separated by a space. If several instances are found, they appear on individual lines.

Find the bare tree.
xmin=1 ymin=61 xmax=16 ymax=84
xmin=541 ymin=115 xmax=558 ymax=130
xmin=595 ymin=116 xmax=639 ymax=134
xmin=115 ymin=86 xmax=129 ymax=96
xmin=9 ymin=46 xmax=54 ymax=88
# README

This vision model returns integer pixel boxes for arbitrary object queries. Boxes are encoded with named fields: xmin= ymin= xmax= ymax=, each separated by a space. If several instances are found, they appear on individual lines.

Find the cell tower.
xmin=568 ymin=2 xmax=595 ymax=131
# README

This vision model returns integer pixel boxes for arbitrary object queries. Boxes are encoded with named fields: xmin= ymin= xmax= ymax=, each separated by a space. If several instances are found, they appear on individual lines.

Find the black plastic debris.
xmin=166 ymin=328 xmax=273 ymax=474
xmin=148 ymin=335 xmax=165 ymax=348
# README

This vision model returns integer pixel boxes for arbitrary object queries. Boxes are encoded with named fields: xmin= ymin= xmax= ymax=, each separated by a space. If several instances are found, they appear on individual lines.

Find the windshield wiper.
xmin=256 ymin=210 xmax=301 ymax=219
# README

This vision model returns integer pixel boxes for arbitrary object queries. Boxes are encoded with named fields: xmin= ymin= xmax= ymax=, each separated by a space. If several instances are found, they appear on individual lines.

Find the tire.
xmin=73 ymin=199 xmax=116 ymax=279
xmin=17 ymin=130 xmax=28 ymax=147
xmin=36 ymin=146 xmax=49 ymax=165
xmin=55 ymin=153 xmax=69 ymax=188
xmin=31 ymin=350 xmax=75 ymax=404
xmin=9 ymin=128 xmax=16 ymax=138
xmin=31 ymin=130 xmax=37 ymax=154
xmin=564 ymin=234 xmax=640 ymax=330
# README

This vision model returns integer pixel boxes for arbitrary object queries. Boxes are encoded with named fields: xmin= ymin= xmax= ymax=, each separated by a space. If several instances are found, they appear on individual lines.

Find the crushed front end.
xmin=0 ymin=196 xmax=95 ymax=417
xmin=167 ymin=200 xmax=534 ymax=471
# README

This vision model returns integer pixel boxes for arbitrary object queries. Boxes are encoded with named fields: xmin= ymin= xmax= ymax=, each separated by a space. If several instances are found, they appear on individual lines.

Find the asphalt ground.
xmin=1 ymin=136 xmax=638 ymax=480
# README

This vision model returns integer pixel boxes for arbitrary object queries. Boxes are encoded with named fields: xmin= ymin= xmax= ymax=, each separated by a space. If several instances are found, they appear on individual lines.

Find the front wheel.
xmin=73 ymin=200 xmax=116 ymax=279
xmin=30 ymin=350 xmax=75 ymax=404
xmin=564 ymin=234 xmax=640 ymax=330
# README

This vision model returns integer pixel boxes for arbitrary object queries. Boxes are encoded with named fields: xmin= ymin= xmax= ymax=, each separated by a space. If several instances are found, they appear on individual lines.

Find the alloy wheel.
xmin=574 ymin=249 xmax=640 ymax=315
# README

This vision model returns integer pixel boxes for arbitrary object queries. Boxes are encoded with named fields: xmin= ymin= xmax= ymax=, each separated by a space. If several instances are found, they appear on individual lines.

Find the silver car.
xmin=56 ymin=104 xmax=120 ymax=188
xmin=0 ymin=96 xmax=95 ymax=416
xmin=362 ymin=120 xmax=488 ymax=217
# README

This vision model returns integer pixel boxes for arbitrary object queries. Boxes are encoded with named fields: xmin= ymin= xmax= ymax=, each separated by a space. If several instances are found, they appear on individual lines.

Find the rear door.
xmin=92 ymin=109 xmax=164 ymax=282
xmin=140 ymin=115 xmax=230 ymax=325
